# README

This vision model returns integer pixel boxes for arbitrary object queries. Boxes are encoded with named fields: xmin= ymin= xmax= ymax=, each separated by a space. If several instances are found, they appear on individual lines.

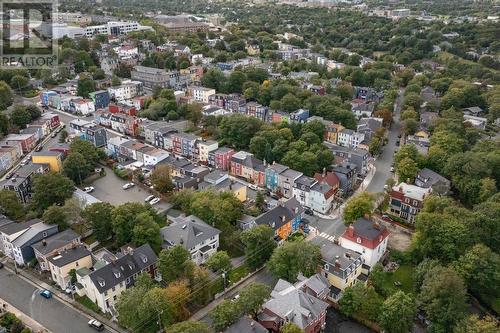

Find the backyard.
xmin=371 ymin=263 xmax=415 ymax=296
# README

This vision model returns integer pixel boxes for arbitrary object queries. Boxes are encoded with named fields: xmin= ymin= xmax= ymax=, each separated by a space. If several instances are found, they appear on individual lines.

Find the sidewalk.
xmin=2 ymin=260 xmax=124 ymax=333
xmin=0 ymin=297 xmax=50 ymax=333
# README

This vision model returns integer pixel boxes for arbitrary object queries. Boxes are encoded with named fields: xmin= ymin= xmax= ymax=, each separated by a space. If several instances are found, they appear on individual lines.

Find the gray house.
xmin=415 ymin=168 xmax=451 ymax=195
xmin=325 ymin=143 xmax=370 ymax=176
xmin=330 ymin=162 xmax=357 ymax=196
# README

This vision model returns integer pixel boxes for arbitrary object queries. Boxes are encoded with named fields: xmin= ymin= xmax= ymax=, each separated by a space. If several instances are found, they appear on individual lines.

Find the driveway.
xmin=0 ymin=268 xmax=111 ymax=333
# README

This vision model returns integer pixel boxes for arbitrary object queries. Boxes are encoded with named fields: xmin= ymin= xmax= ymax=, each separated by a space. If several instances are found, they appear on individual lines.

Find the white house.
xmin=72 ymin=99 xmax=95 ymax=115
xmin=113 ymin=45 xmax=138 ymax=58
xmin=339 ymin=217 xmax=390 ymax=270
xmin=196 ymin=140 xmax=218 ymax=163
xmin=160 ymin=215 xmax=220 ymax=265
xmin=188 ymin=86 xmax=216 ymax=104
xmin=337 ymin=129 xmax=365 ymax=148
xmin=107 ymin=81 xmax=143 ymax=101
xmin=309 ymin=183 xmax=335 ymax=214
xmin=142 ymin=148 xmax=169 ymax=166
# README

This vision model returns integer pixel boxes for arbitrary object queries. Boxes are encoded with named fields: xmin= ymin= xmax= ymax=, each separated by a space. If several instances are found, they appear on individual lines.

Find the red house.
xmin=208 ymin=147 xmax=234 ymax=171
xmin=108 ymin=103 xmax=137 ymax=116
xmin=3 ymin=133 xmax=37 ymax=153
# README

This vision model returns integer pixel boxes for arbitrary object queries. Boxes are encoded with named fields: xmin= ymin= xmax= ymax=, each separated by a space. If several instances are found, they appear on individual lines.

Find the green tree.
xmin=9 ymin=75 xmax=29 ymax=92
xmin=63 ymin=152 xmax=92 ymax=184
xmin=150 ymin=165 xmax=174 ymax=193
xmin=419 ymin=266 xmax=467 ymax=332
xmin=281 ymin=323 xmax=304 ymax=333
xmin=240 ymin=225 xmax=276 ymax=270
xmin=219 ymin=114 xmax=262 ymax=149
xmin=77 ymin=76 xmax=96 ymax=98
xmin=70 ymin=138 xmax=101 ymax=164
xmin=0 ymin=189 xmax=25 ymax=220
xmin=205 ymin=251 xmax=232 ymax=273
xmin=209 ymin=299 xmax=242 ymax=332
xmin=227 ymin=71 xmax=247 ymax=93
xmin=378 ymin=291 xmax=416 ymax=333
xmin=42 ymin=204 xmax=69 ymax=230
xmin=268 ymin=241 xmax=321 ymax=282
xmin=116 ymin=273 xmax=155 ymax=329
xmin=397 ymin=157 xmax=420 ymax=183
xmin=10 ymin=105 xmax=32 ymax=129
xmin=201 ymin=68 xmax=225 ymax=91
xmin=31 ymin=173 xmax=74 ymax=211
xmin=111 ymin=203 xmax=158 ymax=246
xmin=82 ymin=202 xmax=113 ymax=243
xmin=343 ymin=192 xmax=374 ymax=224
xmin=25 ymin=105 xmax=41 ymax=120
xmin=335 ymin=83 xmax=354 ymax=102
xmin=132 ymin=212 xmax=162 ymax=252
xmin=157 ymin=245 xmax=195 ymax=283
xmin=138 ymin=287 xmax=175 ymax=332
xmin=167 ymin=321 xmax=210 ymax=333
xmin=281 ymin=93 xmax=301 ymax=112
xmin=454 ymin=315 xmax=499 ymax=333
xmin=238 ymin=283 xmax=271 ymax=316
xmin=0 ymin=81 xmax=13 ymax=110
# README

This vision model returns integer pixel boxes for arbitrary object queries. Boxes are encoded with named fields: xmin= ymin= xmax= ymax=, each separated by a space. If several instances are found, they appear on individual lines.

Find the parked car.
xmin=149 ymin=197 xmax=160 ymax=205
xmin=248 ymin=184 xmax=258 ymax=191
xmin=122 ymin=183 xmax=135 ymax=190
xmin=83 ymin=186 xmax=94 ymax=193
xmin=40 ymin=290 xmax=52 ymax=299
xmin=88 ymin=319 xmax=105 ymax=331
xmin=20 ymin=159 xmax=28 ymax=166
xmin=35 ymin=145 xmax=43 ymax=152
xmin=390 ymin=167 xmax=395 ymax=173
xmin=144 ymin=195 xmax=155 ymax=202
xmin=51 ymin=132 xmax=57 ymax=138
xmin=304 ymin=208 xmax=314 ymax=216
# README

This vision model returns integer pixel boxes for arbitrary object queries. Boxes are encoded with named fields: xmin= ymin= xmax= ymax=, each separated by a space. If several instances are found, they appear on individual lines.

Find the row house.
xmin=279 ymin=169 xmax=303 ymax=199
xmin=389 ymin=182 xmax=432 ymax=224
xmin=252 ymin=197 xmax=304 ymax=242
xmin=351 ymin=100 xmax=375 ymax=119
xmin=353 ymin=86 xmax=382 ymax=103
xmin=196 ymin=139 xmax=218 ymax=164
xmin=265 ymin=162 xmax=289 ymax=193
xmin=48 ymin=245 xmax=92 ymax=290
xmin=289 ymin=108 xmax=310 ymax=123
xmin=208 ymin=93 xmax=228 ymax=109
xmin=69 ymin=119 xmax=107 ymax=147
xmin=226 ymin=94 xmax=246 ymax=113
xmin=292 ymin=175 xmax=315 ymax=207
xmin=187 ymin=86 xmax=216 ymax=104
xmin=269 ymin=111 xmax=290 ymax=124
xmin=106 ymin=137 xmax=131 ymax=160
xmin=0 ymin=219 xmax=58 ymax=266
xmin=244 ymin=102 xmax=268 ymax=122
xmin=303 ymin=83 xmax=325 ymax=96
xmin=2 ymin=133 xmax=37 ymax=153
xmin=356 ymin=117 xmax=383 ymax=142
xmin=142 ymin=147 xmax=169 ymax=166
xmin=76 ymin=244 xmax=159 ymax=315
xmin=157 ymin=155 xmax=192 ymax=177
xmin=70 ymin=98 xmax=95 ymax=115
xmin=258 ymin=279 xmax=328 ymax=333
xmin=309 ymin=182 xmax=336 ymax=214
xmin=311 ymin=236 xmax=365 ymax=301
xmin=32 ymin=229 xmax=81 ymax=271
xmin=337 ymin=129 xmax=365 ymax=149
xmin=330 ymin=163 xmax=357 ymax=197
xmin=108 ymin=103 xmax=137 ymax=116
xmin=131 ymin=65 xmax=179 ymax=90
xmin=109 ymin=113 xmax=140 ymax=137
xmin=339 ymin=218 xmax=390 ymax=270
xmin=198 ymin=170 xmax=247 ymax=202
xmin=170 ymin=132 xmax=200 ymax=159
xmin=0 ymin=163 xmax=50 ymax=203
xmin=325 ymin=143 xmax=370 ymax=176
xmin=230 ymin=151 xmax=265 ymax=186
xmin=107 ymin=80 xmax=143 ymax=101
xmin=160 ymin=215 xmax=220 ymax=265
xmin=208 ymin=147 xmax=235 ymax=171
xmin=89 ymin=90 xmax=111 ymax=109
xmin=0 ymin=144 xmax=22 ymax=172
xmin=141 ymin=121 xmax=178 ymax=149
xmin=29 ymin=112 xmax=60 ymax=134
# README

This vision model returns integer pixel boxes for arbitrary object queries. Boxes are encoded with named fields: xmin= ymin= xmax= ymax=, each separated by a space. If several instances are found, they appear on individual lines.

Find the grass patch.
xmin=481 ymin=294 xmax=500 ymax=314
xmin=228 ymin=265 xmax=250 ymax=285
xmin=373 ymin=264 xmax=415 ymax=296
xmin=82 ymin=234 xmax=96 ymax=245
xmin=76 ymin=295 xmax=101 ymax=314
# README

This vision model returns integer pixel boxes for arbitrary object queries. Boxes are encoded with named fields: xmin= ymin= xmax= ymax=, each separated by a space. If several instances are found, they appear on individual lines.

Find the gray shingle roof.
xmin=351 ymin=217 xmax=387 ymax=240
xmin=160 ymin=215 xmax=220 ymax=250
xmin=254 ymin=197 xmax=303 ymax=231
xmin=88 ymin=244 xmax=157 ymax=294
xmin=224 ymin=317 xmax=267 ymax=333
xmin=12 ymin=222 xmax=56 ymax=247
xmin=0 ymin=219 xmax=39 ymax=236
xmin=31 ymin=229 xmax=80 ymax=255
xmin=311 ymin=236 xmax=362 ymax=271
xmin=48 ymin=245 xmax=91 ymax=267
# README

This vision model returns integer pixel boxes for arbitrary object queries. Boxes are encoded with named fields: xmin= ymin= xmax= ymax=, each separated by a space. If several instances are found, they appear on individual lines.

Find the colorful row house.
xmin=230 ymin=151 xmax=265 ymax=186
xmin=208 ymin=147 xmax=235 ymax=171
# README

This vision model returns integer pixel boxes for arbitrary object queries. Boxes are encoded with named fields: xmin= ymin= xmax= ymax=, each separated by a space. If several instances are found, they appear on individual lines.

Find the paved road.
xmin=366 ymin=89 xmax=404 ymax=193
xmin=0 ymin=268 xmax=112 ymax=333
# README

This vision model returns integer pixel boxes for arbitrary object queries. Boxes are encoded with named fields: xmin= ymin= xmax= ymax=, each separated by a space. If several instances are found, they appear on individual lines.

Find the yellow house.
xmin=230 ymin=182 xmax=247 ymax=202
xmin=32 ymin=151 xmax=63 ymax=172
xmin=414 ymin=130 xmax=430 ymax=139
xmin=311 ymin=237 xmax=365 ymax=301
xmin=48 ymin=245 xmax=92 ymax=290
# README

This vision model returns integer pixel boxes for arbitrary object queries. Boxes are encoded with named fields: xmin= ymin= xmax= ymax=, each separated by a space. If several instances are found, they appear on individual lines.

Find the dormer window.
xmin=324 ymin=264 xmax=329 ymax=271
xmin=98 ymin=279 xmax=105 ymax=287
xmin=356 ymin=237 xmax=361 ymax=244
xmin=114 ymin=271 xmax=121 ymax=278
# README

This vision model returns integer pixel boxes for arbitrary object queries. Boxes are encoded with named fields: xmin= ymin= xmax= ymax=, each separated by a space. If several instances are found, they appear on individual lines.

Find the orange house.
xmin=253 ymin=197 xmax=304 ymax=242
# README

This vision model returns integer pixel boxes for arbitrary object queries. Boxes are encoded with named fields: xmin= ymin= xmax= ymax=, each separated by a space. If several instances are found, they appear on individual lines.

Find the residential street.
xmin=0 ymin=267 xmax=112 ymax=333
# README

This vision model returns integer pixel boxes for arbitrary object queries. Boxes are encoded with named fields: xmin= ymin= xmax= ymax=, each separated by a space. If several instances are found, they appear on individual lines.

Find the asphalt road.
xmin=0 ymin=268 xmax=111 ymax=333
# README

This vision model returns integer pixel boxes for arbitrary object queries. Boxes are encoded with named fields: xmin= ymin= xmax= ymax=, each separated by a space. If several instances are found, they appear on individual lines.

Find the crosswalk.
xmin=318 ymin=232 xmax=335 ymax=242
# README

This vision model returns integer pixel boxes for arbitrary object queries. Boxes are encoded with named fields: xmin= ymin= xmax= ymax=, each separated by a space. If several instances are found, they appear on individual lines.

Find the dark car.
xmin=304 ymin=208 xmax=314 ymax=216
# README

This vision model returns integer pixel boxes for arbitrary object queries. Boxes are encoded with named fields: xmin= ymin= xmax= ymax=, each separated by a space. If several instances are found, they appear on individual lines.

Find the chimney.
xmin=281 ymin=215 xmax=286 ymax=223
xmin=373 ymin=221 xmax=381 ymax=230
xmin=347 ymin=224 xmax=354 ymax=237
xmin=42 ymin=239 xmax=47 ymax=247
xmin=334 ymin=260 xmax=341 ymax=268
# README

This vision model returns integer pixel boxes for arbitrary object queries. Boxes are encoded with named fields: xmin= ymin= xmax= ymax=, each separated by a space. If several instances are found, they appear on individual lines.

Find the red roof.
xmin=341 ymin=218 xmax=390 ymax=250
xmin=314 ymin=171 xmax=340 ymax=189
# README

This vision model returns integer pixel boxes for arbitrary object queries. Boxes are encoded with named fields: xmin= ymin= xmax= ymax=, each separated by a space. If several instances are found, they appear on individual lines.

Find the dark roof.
xmin=352 ymin=217 xmax=387 ymax=241
xmin=48 ymin=245 xmax=91 ymax=267
xmin=32 ymin=229 xmax=80 ymax=255
xmin=0 ymin=215 xmax=14 ymax=229
xmin=160 ymin=215 xmax=220 ymax=250
xmin=416 ymin=168 xmax=450 ymax=188
xmin=88 ymin=244 xmax=157 ymax=294
xmin=294 ymin=175 xmax=315 ymax=187
xmin=254 ymin=197 xmax=303 ymax=230
xmin=0 ymin=219 xmax=39 ymax=236
xmin=12 ymin=222 xmax=56 ymax=247
xmin=225 ymin=317 xmax=267 ymax=333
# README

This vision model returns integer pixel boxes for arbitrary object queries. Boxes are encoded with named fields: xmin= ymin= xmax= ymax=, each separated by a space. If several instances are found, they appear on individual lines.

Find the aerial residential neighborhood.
xmin=0 ymin=0 xmax=499 ymax=333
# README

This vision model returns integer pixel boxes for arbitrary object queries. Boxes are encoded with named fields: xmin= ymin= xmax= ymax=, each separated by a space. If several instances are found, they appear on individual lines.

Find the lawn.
xmin=76 ymin=295 xmax=102 ymax=314
xmin=229 ymin=265 xmax=250 ymax=285
xmin=375 ymin=264 xmax=415 ymax=296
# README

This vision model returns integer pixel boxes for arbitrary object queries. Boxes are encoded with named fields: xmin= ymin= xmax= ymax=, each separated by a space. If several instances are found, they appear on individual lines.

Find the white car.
xmin=88 ymin=319 xmax=104 ymax=331
xmin=144 ymin=195 xmax=155 ymax=202
xmin=149 ymin=197 xmax=160 ymax=205
xmin=122 ymin=183 xmax=135 ymax=190
xmin=83 ymin=186 xmax=94 ymax=193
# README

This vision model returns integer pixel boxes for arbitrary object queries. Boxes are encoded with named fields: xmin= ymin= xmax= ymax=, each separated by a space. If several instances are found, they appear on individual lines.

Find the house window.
xmin=356 ymin=237 xmax=361 ymax=244
xmin=42 ymin=232 xmax=47 ymax=237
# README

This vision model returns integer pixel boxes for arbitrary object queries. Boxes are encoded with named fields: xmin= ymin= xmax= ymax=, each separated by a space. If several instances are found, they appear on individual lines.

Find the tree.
xmin=335 ymin=83 xmax=354 ymax=102
xmin=205 ymin=250 xmax=232 ymax=273
xmin=255 ymin=191 xmax=265 ymax=210
xmin=158 ymin=245 xmax=195 ymax=283
xmin=10 ymin=105 xmax=32 ymax=129
xmin=164 ymin=280 xmax=191 ymax=322
xmin=201 ymin=68 xmax=225 ymax=91
xmin=10 ymin=75 xmax=29 ymax=92
xmin=0 ymin=81 xmax=13 ymax=110
xmin=70 ymin=139 xmax=100 ymax=164
xmin=210 ymin=299 xmax=242 ymax=332
xmin=82 ymin=202 xmax=113 ymax=243
xmin=281 ymin=323 xmax=304 ymax=333
xmin=454 ymin=315 xmax=499 ymax=333
xmin=238 ymin=283 xmax=271 ymax=316
xmin=111 ymin=203 xmax=158 ymax=246
xmin=454 ymin=244 xmax=500 ymax=298
xmin=167 ymin=321 xmax=210 ymax=333
xmin=77 ymin=76 xmax=96 ymax=98
xmin=186 ymin=103 xmax=203 ymax=127
xmin=25 ymin=105 xmax=41 ymax=120
xmin=31 ymin=173 xmax=74 ymax=211
xmin=63 ymin=152 xmax=92 ymax=184
xmin=0 ymin=189 xmax=25 ymax=220
xmin=227 ymin=71 xmax=247 ymax=93
xmin=150 ymin=165 xmax=174 ymax=193
xmin=397 ymin=157 xmax=419 ymax=183
xmin=116 ymin=273 xmax=155 ymax=330
xmin=378 ymin=291 xmax=416 ymax=333
xmin=219 ymin=114 xmax=262 ymax=150
xmin=138 ymin=287 xmax=175 ymax=332
xmin=418 ymin=266 xmax=467 ymax=332
xmin=268 ymin=241 xmax=321 ymax=282
xmin=343 ymin=192 xmax=374 ymax=224
xmin=401 ymin=118 xmax=418 ymax=135
xmin=281 ymin=93 xmax=301 ymax=112
xmin=132 ymin=212 xmax=162 ymax=253
xmin=240 ymin=225 xmax=276 ymax=270
xmin=42 ymin=204 xmax=69 ymax=230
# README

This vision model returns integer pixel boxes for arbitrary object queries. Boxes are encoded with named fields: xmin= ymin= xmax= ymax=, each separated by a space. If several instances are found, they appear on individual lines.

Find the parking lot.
xmin=89 ymin=167 xmax=171 ymax=212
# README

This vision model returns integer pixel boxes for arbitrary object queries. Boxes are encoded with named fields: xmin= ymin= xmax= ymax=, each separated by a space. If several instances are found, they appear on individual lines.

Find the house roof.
xmin=48 ymin=245 xmax=91 ymax=267
xmin=160 ymin=215 xmax=221 ymax=250
xmin=263 ymin=279 xmax=328 ymax=330
xmin=225 ymin=317 xmax=267 ymax=333
xmin=296 ymin=272 xmax=330 ymax=296
xmin=314 ymin=171 xmax=340 ymax=189
xmin=267 ymin=163 xmax=288 ymax=175
xmin=311 ymin=182 xmax=335 ymax=199
xmin=311 ymin=236 xmax=362 ymax=271
xmin=0 ymin=215 xmax=14 ymax=229
xmin=392 ymin=182 xmax=430 ymax=201
xmin=280 ymin=168 xmax=303 ymax=180
xmin=294 ymin=175 xmax=315 ymax=187
xmin=12 ymin=222 xmax=55 ymax=247
xmin=0 ymin=219 xmax=39 ymax=236
xmin=32 ymin=229 xmax=80 ymax=255
xmin=254 ymin=197 xmax=303 ymax=231
xmin=341 ymin=217 xmax=390 ymax=250
xmin=203 ymin=170 xmax=228 ymax=184
xmin=416 ymin=168 xmax=450 ymax=188
xmin=88 ymin=244 xmax=157 ymax=294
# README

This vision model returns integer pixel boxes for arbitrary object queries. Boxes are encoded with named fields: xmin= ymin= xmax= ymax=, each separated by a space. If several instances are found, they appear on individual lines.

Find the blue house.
xmin=90 ymin=90 xmax=111 ymax=109
xmin=265 ymin=163 xmax=288 ymax=193
xmin=290 ymin=109 xmax=310 ymax=123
